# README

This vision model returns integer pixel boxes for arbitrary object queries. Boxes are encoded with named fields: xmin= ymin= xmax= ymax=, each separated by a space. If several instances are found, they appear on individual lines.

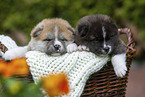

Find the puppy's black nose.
xmin=54 ymin=44 xmax=61 ymax=50
xmin=104 ymin=47 xmax=110 ymax=53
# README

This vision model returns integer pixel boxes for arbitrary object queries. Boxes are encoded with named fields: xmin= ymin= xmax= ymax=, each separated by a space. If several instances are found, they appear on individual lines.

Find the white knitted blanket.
xmin=0 ymin=35 xmax=110 ymax=97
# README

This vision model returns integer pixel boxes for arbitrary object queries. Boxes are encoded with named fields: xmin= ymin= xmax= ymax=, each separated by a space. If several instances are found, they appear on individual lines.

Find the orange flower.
xmin=9 ymin=58 xmax=29 ymax=75
xmin=0 ymin=58 xmax=29 ymax=78
xmin=41 ymin=73 xmax=69 ymax=97
xmin=0 ymin=60 xmax=7 ymax=73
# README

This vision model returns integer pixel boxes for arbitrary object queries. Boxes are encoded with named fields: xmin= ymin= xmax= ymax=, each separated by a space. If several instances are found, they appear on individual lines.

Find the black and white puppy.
xmin=75 ymin=14 xmax=127 ymax=77
xmin=3 ymin=18 xmax=77 ymax=60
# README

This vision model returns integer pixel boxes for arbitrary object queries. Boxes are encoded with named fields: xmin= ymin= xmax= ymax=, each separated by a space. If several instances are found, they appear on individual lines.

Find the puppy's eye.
xmin=89 ymin=38 xmax=96 ymax=41
xmin=110 ymin=33 xmax=117 ymax=37
xmin=95 ymin=37 xmax=101 ymax=41
xmin=61 ymin=39 xmax=67 ymax=41
xmin=95 ymin=38 xmax=103 ymax=41
xmin=43 ymin=39 xmax=52 ymax=41
xmin=89 ymin=36 xmax=96 ymax=41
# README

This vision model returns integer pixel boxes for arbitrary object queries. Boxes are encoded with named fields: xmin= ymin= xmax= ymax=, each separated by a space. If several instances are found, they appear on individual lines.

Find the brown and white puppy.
xmin=75 ymin=14 xmax=127 ymax=77
xmin=3 ymin=18 xmax=77 ymax=60
xmin=28 ymin=18 xmax=77 ymax=55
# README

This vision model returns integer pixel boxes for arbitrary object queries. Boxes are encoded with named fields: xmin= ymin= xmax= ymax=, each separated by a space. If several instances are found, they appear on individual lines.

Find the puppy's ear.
xmin=32 ymin=29 xmax=43 ymax=37
xmin=31 ymin=19 xmax=46 ymax=37
xmin=77 ymin=21 xmax=89 ymax=37
xmin=68 ymin=27 xmax=75 ymax=35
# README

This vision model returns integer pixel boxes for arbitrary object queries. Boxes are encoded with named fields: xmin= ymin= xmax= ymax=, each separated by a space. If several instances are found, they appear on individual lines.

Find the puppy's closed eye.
xmin=110 ymin=33 xmax=117 ymax=37
xmin=43 ymin=38 xmax=53 ymax=42
xmin=61 ymin=38 xmax=67 ymax=41
xmin=106 ymin=34 xmax=117 ymax=40
xmin=89 ymin=36 xmax=96 ymax=40
xmin=89 ymin=37 xmax=102 ymax=41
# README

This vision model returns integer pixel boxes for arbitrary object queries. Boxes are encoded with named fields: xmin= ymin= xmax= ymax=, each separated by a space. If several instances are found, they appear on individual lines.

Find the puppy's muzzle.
xmin=103 ymin=46 xmax=111 ymax=54
xmin=54 ymin=44 xmax=61 ymax=52
xmin=104 ymin=47 xmax=110 ymax=53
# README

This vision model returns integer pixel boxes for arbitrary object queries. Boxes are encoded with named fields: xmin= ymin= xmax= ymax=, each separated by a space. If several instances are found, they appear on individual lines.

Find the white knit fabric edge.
xmin=26 ymin=51 xmax=110 ymax=97
xmin=0 ymin=35 xmax=18 ymax=50
xmin=0 ymin=35 xmax=18 ymax=56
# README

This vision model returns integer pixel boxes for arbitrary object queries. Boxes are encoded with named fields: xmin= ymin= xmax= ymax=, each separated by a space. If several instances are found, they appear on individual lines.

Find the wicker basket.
xmin=0 ymin=28 xmax=136 ymax=97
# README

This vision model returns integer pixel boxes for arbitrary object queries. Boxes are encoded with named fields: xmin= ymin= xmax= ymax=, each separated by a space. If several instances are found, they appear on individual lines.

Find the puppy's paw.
xmin=2 ymin=46 xmax=28 ymax=60
xmin=67 ymin=43 xmax=78 ymax=53
xmin=2 ymin=51 xmax=17 ymax=60
xmin=111 ymin=53 xmax=127 ymax=77
xmin=113 ymin=64 xmax=127 ymax=77
xmin=78 ymin=45 xmax=90 ymax=51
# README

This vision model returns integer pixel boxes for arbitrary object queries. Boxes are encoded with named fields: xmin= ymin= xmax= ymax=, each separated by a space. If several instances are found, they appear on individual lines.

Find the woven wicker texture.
xmin=0 ymin=28 xmax=136 ymax=97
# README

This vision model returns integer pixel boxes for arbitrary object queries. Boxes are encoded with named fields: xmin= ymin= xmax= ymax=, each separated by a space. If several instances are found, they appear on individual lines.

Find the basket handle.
xmin=118 ymin=28 xmax=136 ymax=58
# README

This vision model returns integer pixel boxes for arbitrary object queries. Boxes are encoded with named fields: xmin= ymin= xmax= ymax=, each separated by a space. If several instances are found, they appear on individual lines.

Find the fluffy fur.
xmin=3 ymin=18 xmax=77 ymax=60
xmin=75 ymin=14 xmax=127 ymax=77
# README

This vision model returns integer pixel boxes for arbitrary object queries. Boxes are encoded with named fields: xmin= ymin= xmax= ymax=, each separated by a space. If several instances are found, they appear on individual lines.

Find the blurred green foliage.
xmin=0 ymin=0 xmax=145 ymax=40
xmin=0 ymin=77 xmax=44 ymax=97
